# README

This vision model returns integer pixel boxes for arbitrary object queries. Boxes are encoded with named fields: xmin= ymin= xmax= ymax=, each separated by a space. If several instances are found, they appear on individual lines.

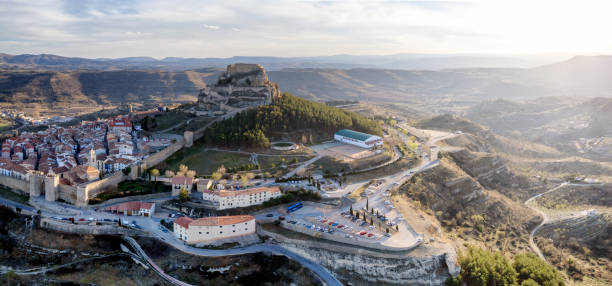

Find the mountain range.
xmin=0 ymin=52 xmax=567 ymax=71
xmin=0 ymin=54 xmax=611 ymax=108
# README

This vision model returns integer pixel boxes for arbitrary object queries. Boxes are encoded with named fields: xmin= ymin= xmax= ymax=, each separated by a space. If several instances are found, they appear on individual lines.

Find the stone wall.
xmin=58 ymin=184 xmax=76 ymax=203
xmin=40 ymin=217 xmax=141 ymax=236
xmin=0 ymin=174 xmax=29 ymax=193
xmin=91 ymin=191 xmax=171 ymax=208
xmin=142 ymin=138 xmax=185 ymax=168
xmin=279 ymin=221 xmax=420 ymax=252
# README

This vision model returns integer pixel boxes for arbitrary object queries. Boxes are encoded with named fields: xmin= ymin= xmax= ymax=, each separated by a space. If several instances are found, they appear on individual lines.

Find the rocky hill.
xmin=197 ymin=63 xmax=280 ymax=112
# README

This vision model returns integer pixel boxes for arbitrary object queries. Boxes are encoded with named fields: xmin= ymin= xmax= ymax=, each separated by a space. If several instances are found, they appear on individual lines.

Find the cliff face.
xmin=258 ymin=227 xmax=457 ymax=286
xmin=281 ymin=240 xmax=454 ymax=286
xmin=197 ymin=63 xmax=280 ymax=112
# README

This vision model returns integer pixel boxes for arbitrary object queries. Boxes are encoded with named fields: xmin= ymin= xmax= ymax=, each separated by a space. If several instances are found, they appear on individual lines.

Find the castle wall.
xmin=0 ymin=174 xmax=29 ymax=193
xmin=142 ymin=138 xmax=185 ymax=168
xmin=58 ymin=184 xmax=77 ymax=203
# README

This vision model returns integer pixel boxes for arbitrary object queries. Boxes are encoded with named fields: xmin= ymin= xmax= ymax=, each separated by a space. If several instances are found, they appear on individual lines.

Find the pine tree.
xmin=349 ymin=204 xmax=354 ymax=216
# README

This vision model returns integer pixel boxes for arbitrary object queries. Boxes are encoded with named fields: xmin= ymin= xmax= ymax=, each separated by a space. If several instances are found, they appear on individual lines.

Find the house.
xmin=109 ymin=117 xmax=132 ymax=133
xmin=202 ymin=186 xmax=282 ymax=210
xmin=173 ymin=215 xmax=255 ymax=244
xmin=171 ymin=176 xmax=194 ymax=196
xmin=334 ymin=129 xmax=383 ymax=149
xmin=64 ymin=165 xmax=100 ymax=185
xmin=196 ymin=179 xmax=213 ymax=192
xmin=104 ymin=157 xmax=135 ymax=173
xmin=1 ymin=143 xmax=10 ymax=159
xmin=103 ymin=201 xmax=155 ymax=217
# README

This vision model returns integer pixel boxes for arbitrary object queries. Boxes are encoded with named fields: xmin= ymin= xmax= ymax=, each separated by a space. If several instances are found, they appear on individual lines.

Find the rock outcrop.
xmin=197 ymin=63 xmax=280 ymax=112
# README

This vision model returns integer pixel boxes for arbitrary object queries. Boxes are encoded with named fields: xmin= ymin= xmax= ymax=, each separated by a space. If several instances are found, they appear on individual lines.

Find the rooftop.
xmin=202 ymin=186 xmax=281 ymax=197
xmin=190 ymin=215 xmax=254 ymax=227
xmin=335 ymin=129 xmax=376 ymax=142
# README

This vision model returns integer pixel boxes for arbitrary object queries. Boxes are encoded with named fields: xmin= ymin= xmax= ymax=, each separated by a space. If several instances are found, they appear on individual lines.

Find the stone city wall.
xmin=58 ymin=184 xmax=77 ymax=204
xmin=91 ymin=191 xmax=172 ymax=208
xmin=0 ymin=174 xmax=29 ymax=193
xmin=142 ymin=138 xmax=185 ymax=168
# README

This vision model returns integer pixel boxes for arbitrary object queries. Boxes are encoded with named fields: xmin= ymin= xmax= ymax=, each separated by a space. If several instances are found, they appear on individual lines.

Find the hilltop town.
xmin=0 ymin=62 xmax=609 ymax=286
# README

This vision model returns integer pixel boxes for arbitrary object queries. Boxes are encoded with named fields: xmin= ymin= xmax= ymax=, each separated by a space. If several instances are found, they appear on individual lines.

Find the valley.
xmin=0 ymin=56 xmax=610 ymax=286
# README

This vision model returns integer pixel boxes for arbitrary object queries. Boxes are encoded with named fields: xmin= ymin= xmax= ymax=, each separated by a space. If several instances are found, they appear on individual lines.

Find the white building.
xmin=103 ymin=201 xmax=155 ymax=217
xmin=171 ymin=176 xmax=194 ymax=196
xmin=334 ymin=129 xmax=383 ymax=149
xmin=173 ymin=215 xmax=255 ymax=244
xmin=202 ymin=186 xmax=282 ymax=210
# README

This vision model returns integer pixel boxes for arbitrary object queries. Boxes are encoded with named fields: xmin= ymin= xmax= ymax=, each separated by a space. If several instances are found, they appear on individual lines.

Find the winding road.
xmin=524 ymin=183 xmax=568 ymax=260
xmin=124 ymin=234 xmax=342 ymax=286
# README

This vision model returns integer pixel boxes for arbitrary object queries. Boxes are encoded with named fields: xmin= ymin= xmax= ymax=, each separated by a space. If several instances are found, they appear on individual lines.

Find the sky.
xmin=1 ymin=0 xmax=611 ymax=59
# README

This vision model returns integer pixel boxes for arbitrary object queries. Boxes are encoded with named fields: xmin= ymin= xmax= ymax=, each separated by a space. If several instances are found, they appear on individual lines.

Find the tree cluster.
xmin=202 ymin=92 xmax=382 ymax=148
xmin=448 ymin=246 xmax=565 ymax=286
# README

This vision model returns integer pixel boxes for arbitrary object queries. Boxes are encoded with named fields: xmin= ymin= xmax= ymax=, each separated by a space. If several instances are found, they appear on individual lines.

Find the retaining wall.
xmin=40 ymin=217 xmax=141 ymax=236
xmin=278 ymin=221 xmax=420 ymax=252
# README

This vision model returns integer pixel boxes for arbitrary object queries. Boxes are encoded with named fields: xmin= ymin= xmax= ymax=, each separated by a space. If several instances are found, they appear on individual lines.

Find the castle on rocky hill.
xmin=197 ymin=63 xmax=280 ymax=113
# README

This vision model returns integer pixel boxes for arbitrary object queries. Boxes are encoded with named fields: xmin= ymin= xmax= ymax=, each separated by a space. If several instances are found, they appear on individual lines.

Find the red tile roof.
xmin=202 ymin=186 xmax=280 ymax=197
xmin=104 ymin=201 xmax=154 ymax=212
xmin=189 ymin=215 xmax=254 ymax=227
xmin=171 ymin=176 xmax=193 ymax=185
xmin=174 ymin=216 xmax=194 ymax=229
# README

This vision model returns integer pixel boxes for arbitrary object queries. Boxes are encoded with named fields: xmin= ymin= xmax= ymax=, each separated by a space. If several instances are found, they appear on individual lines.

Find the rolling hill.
xmin=1 ymin=55 xmax=612 ymax=109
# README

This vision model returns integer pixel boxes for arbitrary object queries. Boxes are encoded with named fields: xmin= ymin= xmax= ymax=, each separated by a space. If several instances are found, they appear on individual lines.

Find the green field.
xmin=258 ymin=155 xmax=309 ymax=170
xmin=148 ymin=110 xmax=194 ymax=132
xmin=0 ymin=119 xmax=14 ymax=132
xmin=0 ymin=185 xmax=30 ymax=205
xmin=89 ymin=180 xmax=168 ymax=204
xmin=169 ymin=116 xmax=213 ymax=134
xmin=163 ymin=147 xmax=252 ymax=175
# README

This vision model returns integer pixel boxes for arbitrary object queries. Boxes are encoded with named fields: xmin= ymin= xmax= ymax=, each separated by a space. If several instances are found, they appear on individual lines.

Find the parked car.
xmin=266 ymin=213 xmax=274 ymax=217
xmin=78 ymin=218 xmax=85 ymax=222
xmin=359 ymin=231 xmax=367 ymax=235
xmin=279 ymin=216 xmax=285 ymax=221
xmin=368 ymin=233 xmax=374 ymax=238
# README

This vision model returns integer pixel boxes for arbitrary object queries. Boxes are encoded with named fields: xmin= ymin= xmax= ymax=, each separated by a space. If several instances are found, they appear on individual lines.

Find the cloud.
xmin=203 ymin=24 xmax=220 ymax=30
xmin=0 ymin=0 xmax=611 ymax=58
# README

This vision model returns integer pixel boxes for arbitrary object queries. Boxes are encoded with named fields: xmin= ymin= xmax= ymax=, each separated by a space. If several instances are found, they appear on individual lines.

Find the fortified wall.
xmin=0 ymin=132 xmax=190 ymax=206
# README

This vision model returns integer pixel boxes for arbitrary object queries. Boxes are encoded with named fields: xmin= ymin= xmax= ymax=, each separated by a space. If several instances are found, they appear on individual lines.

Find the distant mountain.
xmin=0 ymin=52 xmax=562 ymax=71
xmin=1 ymin=55 xmax=611 ymax=110
xmin=528 ymin=55 xmax=612 ymax=97
xmin=0 ymin=69 xmax=220 ymax=107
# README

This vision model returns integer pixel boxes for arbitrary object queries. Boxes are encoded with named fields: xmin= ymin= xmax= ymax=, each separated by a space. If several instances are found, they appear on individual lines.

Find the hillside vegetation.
xmin=201 ymin=92 xmax=382 ymax=148
xmin=0 ymin=69 xmax=219 ymax=107
xmin=449 ymin=246 xmax=565 ymax=286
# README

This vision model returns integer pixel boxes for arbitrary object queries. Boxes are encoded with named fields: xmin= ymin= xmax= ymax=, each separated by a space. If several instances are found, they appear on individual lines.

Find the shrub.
xmin=513 ymin=253 xmax=565 ymax=286
xmin=454 ymin=246 xmax=517 ymax=286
